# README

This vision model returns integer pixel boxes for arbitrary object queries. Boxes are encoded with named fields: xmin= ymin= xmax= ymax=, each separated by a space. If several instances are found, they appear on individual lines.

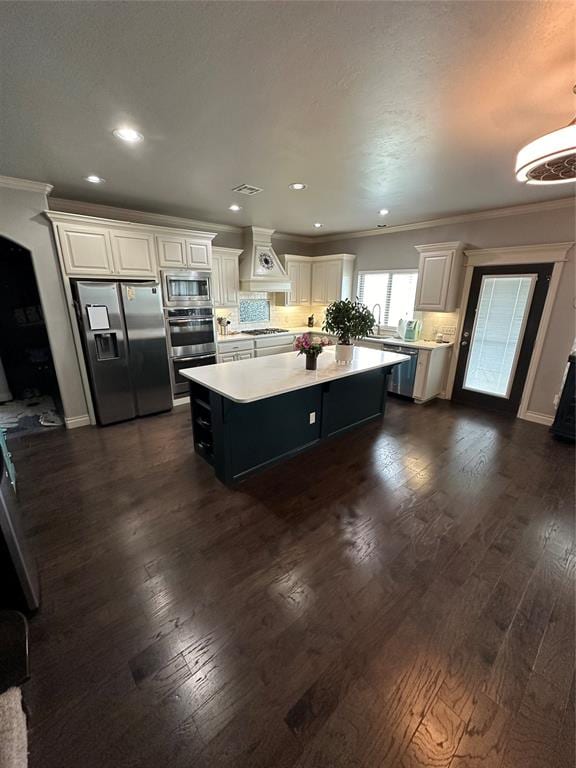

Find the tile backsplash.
xmin=216 ymin=292 xmax=323 ymax=331
xmin=417 ymin=311 xmax=459 ymax=341
xmin=238 ymin=299 xmax=270 ymax=324
xmin=215 ymin=293 xmax=458 ymax=340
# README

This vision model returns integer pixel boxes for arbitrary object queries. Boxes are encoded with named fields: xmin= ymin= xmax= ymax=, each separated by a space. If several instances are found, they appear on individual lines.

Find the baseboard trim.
xmin=64 ymin=414 xmax=91 ymax=429
xmin=520 ymin=410 xmax=554 ymax=426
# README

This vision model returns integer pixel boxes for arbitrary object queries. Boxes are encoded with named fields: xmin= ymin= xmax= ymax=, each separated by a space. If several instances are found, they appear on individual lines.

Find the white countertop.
xmin=181 ymin=346 xmax=410 ymax=403
xmin=216 ymin=328 xmax=453 ymax=351
xmin=216 ymin=332 xmax=255 ymax=343
xmin=376 ymin=336 xmax=454 ymax=350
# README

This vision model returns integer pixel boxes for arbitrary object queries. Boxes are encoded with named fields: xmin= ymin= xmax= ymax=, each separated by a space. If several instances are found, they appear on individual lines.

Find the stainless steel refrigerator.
xmin=72 ymin=280 xmax=172 ymax=425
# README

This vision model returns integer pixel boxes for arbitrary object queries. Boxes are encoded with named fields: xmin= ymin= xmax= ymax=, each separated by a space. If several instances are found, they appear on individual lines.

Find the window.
xmin=463 ymin=274 xmax=536 ymax=398
xmin=357 ymin=270 xmax=418 ymax=329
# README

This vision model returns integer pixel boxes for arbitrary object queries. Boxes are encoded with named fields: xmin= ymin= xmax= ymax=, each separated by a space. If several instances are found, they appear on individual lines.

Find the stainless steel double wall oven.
xmin=161 ymin=271 xmax=216 ymax=397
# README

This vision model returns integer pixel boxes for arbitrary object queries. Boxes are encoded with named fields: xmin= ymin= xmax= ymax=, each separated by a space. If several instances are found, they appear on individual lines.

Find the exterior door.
xmin=452 ymin=263 xmax=552 ymax=414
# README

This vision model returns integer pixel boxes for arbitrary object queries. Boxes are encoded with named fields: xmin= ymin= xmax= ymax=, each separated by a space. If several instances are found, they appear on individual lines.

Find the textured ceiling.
xmin=0 ymin=1 xmax=574 ymax=235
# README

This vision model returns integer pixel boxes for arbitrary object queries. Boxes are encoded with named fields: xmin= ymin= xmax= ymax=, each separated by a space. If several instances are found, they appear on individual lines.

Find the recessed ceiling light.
xmin=289 ymin=183 xmax=307 ymax=191
xmin=84 ymin=175 xmax=105 ymax=184
xmin=313 ymin=222 xmax=323 ymax=229
xmin=378 ymin=208 xmax=389 ymax=216
xmin=228 ymin=204 xmax=242 ymax=212
xmin=113 ymin=127 xmax=143 ymax=143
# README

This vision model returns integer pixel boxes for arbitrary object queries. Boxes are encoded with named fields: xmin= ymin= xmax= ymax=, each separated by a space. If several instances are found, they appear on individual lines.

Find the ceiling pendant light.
xmin=515 ymin=89 xmax=576 ymax=185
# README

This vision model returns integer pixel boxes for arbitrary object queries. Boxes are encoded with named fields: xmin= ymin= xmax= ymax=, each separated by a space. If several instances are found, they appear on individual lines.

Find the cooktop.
xmin=242 ymin=328 xmax=290 ymax=336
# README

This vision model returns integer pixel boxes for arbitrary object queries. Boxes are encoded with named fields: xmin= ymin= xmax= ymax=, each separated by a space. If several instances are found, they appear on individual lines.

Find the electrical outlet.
xmin=309 ymin=411 xmax=316 ymax=425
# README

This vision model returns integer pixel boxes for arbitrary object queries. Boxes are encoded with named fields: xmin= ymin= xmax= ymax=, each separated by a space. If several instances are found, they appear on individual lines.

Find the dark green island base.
xmin=189 ymin=366 xmax=393 ymax=485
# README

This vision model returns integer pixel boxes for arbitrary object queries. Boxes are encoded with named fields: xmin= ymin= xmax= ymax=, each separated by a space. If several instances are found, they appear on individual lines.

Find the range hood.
xmin=239 ymin=227 xmax=291 ymax=292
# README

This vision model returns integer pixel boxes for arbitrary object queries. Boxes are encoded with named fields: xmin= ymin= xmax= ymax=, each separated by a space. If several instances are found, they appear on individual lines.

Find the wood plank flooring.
xmin=11 ymin=397 xmax=575 ymax=768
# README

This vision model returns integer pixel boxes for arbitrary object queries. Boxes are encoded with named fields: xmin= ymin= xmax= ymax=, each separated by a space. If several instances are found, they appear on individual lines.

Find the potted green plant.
xmin=323 ymin=299 xmax=375 ymax=363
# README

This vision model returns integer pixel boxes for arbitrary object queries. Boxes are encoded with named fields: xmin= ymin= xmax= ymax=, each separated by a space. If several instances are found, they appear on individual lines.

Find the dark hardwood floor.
xmin=12 ymin=397 xmax=575 ymax=768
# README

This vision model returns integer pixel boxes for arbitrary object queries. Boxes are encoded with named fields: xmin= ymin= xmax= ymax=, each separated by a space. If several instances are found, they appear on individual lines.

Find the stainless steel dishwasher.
xmin=382 ymin=344 xmax=419 ymax=397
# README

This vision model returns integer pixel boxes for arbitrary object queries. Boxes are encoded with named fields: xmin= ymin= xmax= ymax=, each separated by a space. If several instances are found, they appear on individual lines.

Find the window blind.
xmin=357 ymin=270 xmax=418 ymax=328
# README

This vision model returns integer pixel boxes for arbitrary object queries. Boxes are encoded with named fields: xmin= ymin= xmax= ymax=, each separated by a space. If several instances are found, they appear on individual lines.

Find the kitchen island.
xmin=181 ymin=347 xmax=409 ymax=485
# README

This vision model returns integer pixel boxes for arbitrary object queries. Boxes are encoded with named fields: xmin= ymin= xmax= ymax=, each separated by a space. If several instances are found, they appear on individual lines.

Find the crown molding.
xmin=309 ymin=197 xmax=575 ymax=244
xmin=464 ymin=242 xmax=574 ymax=266
xmin=44 ymin=210 xmax=217 ymax=239
xmin=212 ymin=246 xmax=243 ymax=258
xmin=415 ymin=241 xmax=465 ymax=254
xmin=0 ymin=175 xmax=53 ymax=195
xmin=45 ymin=194 xmax=574 ymax=246
xmin=48 ymin=197 xmax=242 ymax=235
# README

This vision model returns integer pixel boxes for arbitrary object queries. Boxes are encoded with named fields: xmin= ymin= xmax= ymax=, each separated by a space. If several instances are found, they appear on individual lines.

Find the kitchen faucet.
xmin=372 ymin=304 xmax=382 ymax=335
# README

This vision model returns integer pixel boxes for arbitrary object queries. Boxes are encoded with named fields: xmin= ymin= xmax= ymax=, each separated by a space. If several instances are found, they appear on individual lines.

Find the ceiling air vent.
xmin=231 ymin=183 xmax=263 ymax=196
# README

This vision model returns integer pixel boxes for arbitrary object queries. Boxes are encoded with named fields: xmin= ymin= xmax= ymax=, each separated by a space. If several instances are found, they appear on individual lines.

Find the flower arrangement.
xmin=294 ymin=333 xmax=330 ymax=370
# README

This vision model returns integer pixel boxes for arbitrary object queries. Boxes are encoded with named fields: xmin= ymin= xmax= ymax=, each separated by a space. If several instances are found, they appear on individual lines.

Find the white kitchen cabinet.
xmin=56 ymin=223 xmax=114 ymax=276
xmin=156 ymin=235 xmax=188 ymax=268
xmin=110 ymin=230 xmax=156 ymax=277
xmin=277 ymin=256 xmax=312 ymax=306
xmin=217 ymin=338 xmax=254 ymax=363
xmin=414 ymin=241 xmax=464 ymax=312
xmin=48 ymin=212 xmax=217 ymax=279
xmin=292 ymin=262 xmax=312 ymax=305
xmin=413 ymin=346 xmax=452 ymax=403
xmin=311 ymin=255 xmax=355 ymax=304
xmin=157 ymin=234 xmax=212 ymax=270
xmin=310 ymin=262 xmax=327 ymax=303
xmin=218 ymin=350 xmax=254 ymax=363
xmin=277 ymin=254 xmax=354 ymax=306
xmin=212 ymin=248 xmax=241 ymax=307
xmin=186 ymin=239 xmax=211 ymax=269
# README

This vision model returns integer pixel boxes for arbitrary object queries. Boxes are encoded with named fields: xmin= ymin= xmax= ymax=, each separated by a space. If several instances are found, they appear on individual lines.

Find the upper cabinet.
xmin=57 ymin=223 xmax=114 ymax=276
xmin=311 ymin=255 xmax=355 ymax=305
xmin=47 ymin=212 xmax=216 ymax=279
xmin=110 ymin=230 xmax=156 ymax=277
xmin=278 ymin=254 xmax=355 ymax=306
xmin=212 ymin=247 xmax=241 ymax=307
xmin=157 ymin=235 xmax=212 ymax=270
xmin=414 ymin=241 xmax=464 ymax=312
xmin=156 ymin=235 xmax=187 ymax=268
xmin=277 ymin=256 xmax=312 ymax=306
xmin=186 ymin=240 xmax=211 ymax=269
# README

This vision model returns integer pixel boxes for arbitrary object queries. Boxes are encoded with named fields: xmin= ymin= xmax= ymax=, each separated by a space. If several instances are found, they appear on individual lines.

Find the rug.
xmin=0 ymin=688 xmax=27 ymax=768
xmin=0 ymin=397 xmax=63 ymax=435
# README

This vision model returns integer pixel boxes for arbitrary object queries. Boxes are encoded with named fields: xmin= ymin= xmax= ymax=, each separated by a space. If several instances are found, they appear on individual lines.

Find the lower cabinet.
xmin=413 ymin=346 xmax=452 ymax=402
xmin=217 ymin=339 xmax=254 ymax=363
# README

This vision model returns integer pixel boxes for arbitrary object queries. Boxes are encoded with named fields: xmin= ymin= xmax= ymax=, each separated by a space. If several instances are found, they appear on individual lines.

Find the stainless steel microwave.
xmin=161 ymin=270 xmax=212 ymax=307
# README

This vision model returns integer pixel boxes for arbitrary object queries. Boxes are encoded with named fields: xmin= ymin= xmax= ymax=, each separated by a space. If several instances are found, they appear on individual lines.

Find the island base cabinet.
xmin=190 ymin=368 xmax=390 ymax=485
xmin=322 ymin=368 xmax=388 ymax=438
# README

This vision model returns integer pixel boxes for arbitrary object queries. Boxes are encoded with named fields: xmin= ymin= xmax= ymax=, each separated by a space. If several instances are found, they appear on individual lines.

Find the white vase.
xmin=335 ymin=343 xmax=354 ymax=363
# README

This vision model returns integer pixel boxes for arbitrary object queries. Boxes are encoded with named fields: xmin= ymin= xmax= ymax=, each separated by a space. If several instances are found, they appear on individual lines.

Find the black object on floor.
xmin=0 ymin=611 xmax=29 ymax=694
xmin=551 ymin=353 xmax=575 ymax=441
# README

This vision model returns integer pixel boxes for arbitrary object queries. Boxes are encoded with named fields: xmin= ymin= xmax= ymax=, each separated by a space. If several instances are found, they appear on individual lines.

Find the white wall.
xmin=316 ymin=203 xmax=576 ymax=420
xmin=0 ymin=185 xmax=89 ymax=426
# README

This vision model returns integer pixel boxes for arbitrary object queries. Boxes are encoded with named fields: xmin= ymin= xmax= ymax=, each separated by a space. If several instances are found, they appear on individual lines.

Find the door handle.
xmin=461 ymin=341 xmax=468 ymax=347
